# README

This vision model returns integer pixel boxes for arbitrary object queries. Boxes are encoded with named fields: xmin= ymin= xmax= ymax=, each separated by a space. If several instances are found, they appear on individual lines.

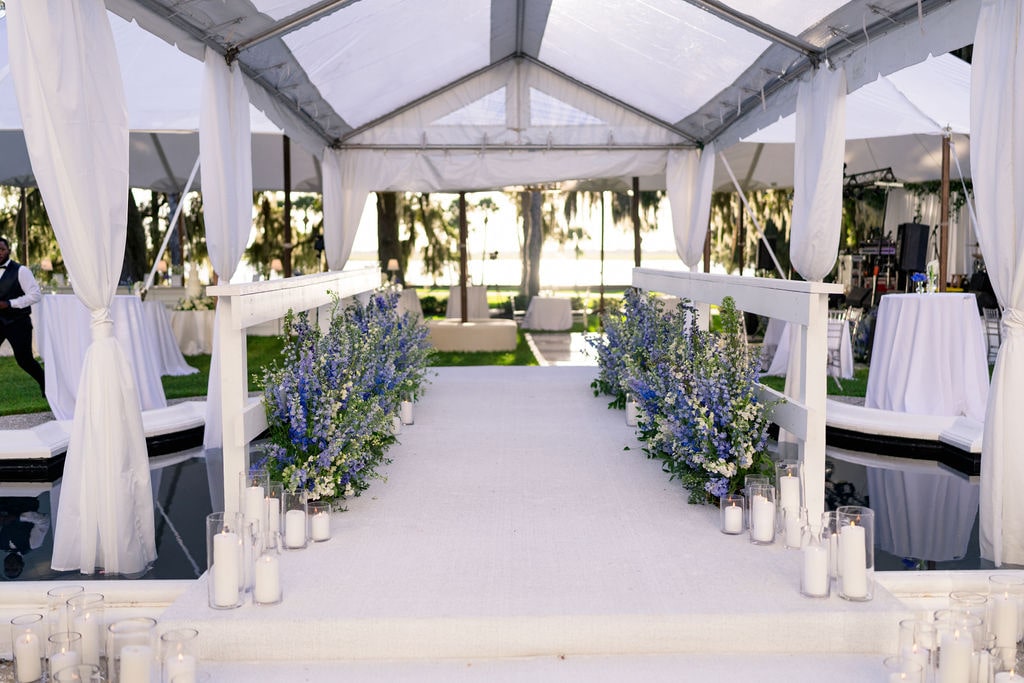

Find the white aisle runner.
xmin=162 ymin=367 xmax=906 ymax=680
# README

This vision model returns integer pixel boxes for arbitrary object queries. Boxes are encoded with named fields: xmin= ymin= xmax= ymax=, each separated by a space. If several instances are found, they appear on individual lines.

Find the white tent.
xmin=12 ymin=0 xmax=1020 ymax=574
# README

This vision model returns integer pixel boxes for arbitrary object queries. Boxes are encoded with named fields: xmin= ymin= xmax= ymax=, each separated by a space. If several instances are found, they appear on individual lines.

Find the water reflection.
xmin=1 ymin=450 xmax=212 ymax=581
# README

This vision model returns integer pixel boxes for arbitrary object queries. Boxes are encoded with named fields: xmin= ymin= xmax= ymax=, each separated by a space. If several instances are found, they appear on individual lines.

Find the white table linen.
xmin=864 ymin=293 xmax=989 ymax=562
xmin=37 ymin=295 xmax=168 ymax=420
xmin=521 ymin=297 xmax=573 ymax=331
xmin=866 ymin=293 xmax=988 ymax=421
xmin=397 ymin=288 xmax=423 ymax=320
xmin=761 ymin=318 xmax=853 ymax=379
xmin=170 ymin=309 xmax=216 ymax=355
xmin=142 ymin=301 xmax=197 ymax=375
xmin=446 ymin=285 xmax=489 ymax=319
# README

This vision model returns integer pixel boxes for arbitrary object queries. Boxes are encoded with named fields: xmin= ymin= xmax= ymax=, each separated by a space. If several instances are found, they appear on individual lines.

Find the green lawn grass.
xmin=759 ymin=366 xmax=871 ymax=398
xmin=429 ymin=330 xmax=538 ymax=367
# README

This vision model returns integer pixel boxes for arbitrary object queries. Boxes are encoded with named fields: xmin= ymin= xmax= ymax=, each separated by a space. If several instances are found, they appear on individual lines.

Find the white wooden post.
xmin=207 ymin=267 xmax=381 ymax=516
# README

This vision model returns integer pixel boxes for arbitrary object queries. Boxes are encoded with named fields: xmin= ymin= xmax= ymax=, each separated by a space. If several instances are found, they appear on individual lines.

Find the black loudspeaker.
xmin=846 ymin=286 xmax=872 ymax=308
xmin=897 ymin=223 xmax=929 ymax=272
xmin=757 ymin=237 xmax=776 ymax=271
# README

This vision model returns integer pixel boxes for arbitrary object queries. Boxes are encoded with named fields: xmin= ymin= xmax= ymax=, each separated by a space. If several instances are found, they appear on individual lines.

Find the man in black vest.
xmin=0 ymin=237 xmax=46 ymax=397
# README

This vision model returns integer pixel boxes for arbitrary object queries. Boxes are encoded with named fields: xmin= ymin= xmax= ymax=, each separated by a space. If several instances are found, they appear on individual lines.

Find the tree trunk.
xmin=519 ymin=191 xmax=530 ymax=295
xmin=527 ymin=190 xmax=543 ymax=298
xmin=376 ymin=192 xmax=401 ymax=283
xmin=632 ymin=177 xmax=641 ymax=267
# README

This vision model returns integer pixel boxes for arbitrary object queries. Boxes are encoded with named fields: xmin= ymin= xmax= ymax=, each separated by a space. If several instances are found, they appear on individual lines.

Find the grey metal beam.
xmin=681 ymin=0 xmax=823 ymax=61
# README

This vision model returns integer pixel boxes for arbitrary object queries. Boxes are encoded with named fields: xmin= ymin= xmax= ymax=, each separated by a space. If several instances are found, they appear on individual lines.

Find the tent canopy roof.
xmin=106 ymin=0 xmax=979 ymax=175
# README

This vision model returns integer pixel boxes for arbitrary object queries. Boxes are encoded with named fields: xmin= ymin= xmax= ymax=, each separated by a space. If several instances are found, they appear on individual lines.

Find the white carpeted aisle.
xmin=161 ymin=366 xmax=909 ymax=680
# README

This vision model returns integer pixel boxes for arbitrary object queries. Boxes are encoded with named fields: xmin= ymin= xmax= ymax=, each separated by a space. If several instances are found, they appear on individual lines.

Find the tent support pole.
xmin=939 ymin=130 xmax=951 ymax=292
xmin=283 ymin=136 xmax=293 ymax=278
xmin=459 ymin=192 xmax=468 ymax=324
xmin=144 ymin=155 xmax=201 ymax=291
xmin=632 ymin=177 xmax=641 ymax=267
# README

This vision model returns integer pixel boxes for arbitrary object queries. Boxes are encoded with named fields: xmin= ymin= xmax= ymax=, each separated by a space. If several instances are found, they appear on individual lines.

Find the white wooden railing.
xmin=631 ymin=268 xmax=843 ymax=524
xmin=207 ymin=267 xmax=381 ymax=516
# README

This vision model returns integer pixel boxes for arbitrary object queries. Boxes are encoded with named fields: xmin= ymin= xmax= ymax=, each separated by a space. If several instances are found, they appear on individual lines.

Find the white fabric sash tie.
xmin=1001 ymin=308 xmax=1024 ymax=338
xmin=90 ymin=307 xmax=114 ymax=340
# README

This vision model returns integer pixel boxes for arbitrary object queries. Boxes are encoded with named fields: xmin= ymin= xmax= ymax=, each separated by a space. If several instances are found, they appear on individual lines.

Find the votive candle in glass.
xmin=283 ymin=490 xmax=308 ymax=550
xmin=748 ymin=483 xmax=776 ymax=545
xmin=720 ymin=494 xmax=744 ymax=535
xmin=47 ymin=631 xmax=82 ymax=680
xmin=882 ymin=656 xmax=924 ymax=682
xmin=205 ymin=512 xmax=243 ymax=609
xmin=308 ymin=500 xmax=332 ymax=542
xmin=46 ymin=585 xmax=84 ymax=636
xmin=11 ymin=613 xmax=45 ymax=683
xmin=253 ymin=538 xmax=283 ymax=606
xmin=160 ymin=627 xmax=199 ymax=683
xmin=105 ymin=617 xmax=156 ymax=683
xmin=265 ymin=482 xmax=283 ymax=548
xmin=775 ymin=460 xmax=802 ymax=517
xmin=743 ymin=474 xmax=769 ymax=529
xmin=67 ymin=593 xmax=104 ymax=667
xmin=837 ymin=505 xmax=874 ymax=601
xmin=800 ymin=523 xmax=830 ymax=598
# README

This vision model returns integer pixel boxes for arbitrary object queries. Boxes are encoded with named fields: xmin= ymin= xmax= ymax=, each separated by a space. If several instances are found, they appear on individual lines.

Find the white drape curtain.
xmin=200 ymin=49 xmax=253 ymax=453
xmin=791 ymin=66 xmax=847 ymax=282
xmin=971 ymin=0 xmax=1024 ymax=567
xmin=322 ymin=149 xmax=372 ymax=271
xmin=321 ymin=147 xmax=669 ymax=270
xmin=783 ymin=65 xmax=847 ymax=428
xmin=8 ymin=0 xmax=155 ymax=573
xmin=666 ymin=143 xmax=716 ymax=268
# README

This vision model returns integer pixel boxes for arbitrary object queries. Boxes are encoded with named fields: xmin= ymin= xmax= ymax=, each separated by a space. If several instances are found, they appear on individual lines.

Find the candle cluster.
xmin=885 ymin=576 xmax=1024 ymax=680
xmin=718 ymin=469 xmax=874 ymax=604
xmin=206 ymin=469 xmax=337 ymax=612
xmin=9 ymin=590 xmax=201 ymax=682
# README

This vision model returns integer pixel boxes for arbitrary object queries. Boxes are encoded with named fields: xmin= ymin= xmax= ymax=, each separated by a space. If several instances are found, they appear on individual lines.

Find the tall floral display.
xmin=591 ymin=289 xmax=775 ymax=503
xmin=258 ymin=290 xmax=432 ymax=503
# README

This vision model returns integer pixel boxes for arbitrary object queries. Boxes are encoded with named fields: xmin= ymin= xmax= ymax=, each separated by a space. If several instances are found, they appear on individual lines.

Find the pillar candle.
xmin=751 ymin=495 xmax=775 ymax=542
xmin=938 ymin=629 xmax=972 ymax=683
xmin=14 ymin=633 xmax=43 ymax=683
xmin=400 ymin=400 xmax=414 ymax=425
xmin=625 ymin=400 xmax=638 ymax=427
xmin=212 ymin=531 xmax=240 ymax=607
xmin=285 ymin=509 xmax=306 ymax=548
xmin=839 ymin=522 xmax=868 ymax=598
xmin=778 ymin=473 xmax=800 ymax=512
xmin=243 ymin=486 xmax=264 ymax=528
xmin=784 ymin=513 xmax=802 ymax=548
xmin=900 ymin=642 xmax=929 ymax=673
xmin=265 ymin=497 xmax=281 ymax=539
xmin=311 ymin=512 xmax=331 ymax=541
xmin=73 ymin=613 xmax=101 ymax=666
xmin=254 ymin=554 xmax=281 ymax=604
xmin=119 ymin=644 xmax=153 ymax=683
xmin=991 ymin=592 xmax=1018 ymax=649
xmin=723 ymin=504 xmax=743 ymax=533
xmin=828 ymin=532 xmax=839 ymax=578
xmin=802 ymin=544 xmax=829 ymax=596
xmin=164 ymin=653 xmax=197 ymax=683
xmin=48 ymin=650 xmax=80 ymax=679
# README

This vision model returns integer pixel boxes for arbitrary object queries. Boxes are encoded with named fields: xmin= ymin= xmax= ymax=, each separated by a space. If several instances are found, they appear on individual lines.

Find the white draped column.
xmin=785 ymin=65 xmax=847 ymax=523
xmin=971 ymin=0 xmax=1024 ymax=566
xmin=667 ymin=143 xmax=716 ymax=269
xmin=7 ymin=0 xmax=156 ymax=574
xmin=199 ymin=48 xmax=254 ymax=512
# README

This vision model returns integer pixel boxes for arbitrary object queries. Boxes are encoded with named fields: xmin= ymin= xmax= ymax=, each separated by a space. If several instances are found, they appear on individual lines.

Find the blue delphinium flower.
xmin=261 ymin=290 xmax=434 ymax=503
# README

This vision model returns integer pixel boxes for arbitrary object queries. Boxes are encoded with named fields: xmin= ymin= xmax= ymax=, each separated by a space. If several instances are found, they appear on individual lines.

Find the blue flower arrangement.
xmin=591 ymin=290 xmax=776 ymax=503
xmin=257 ymin=290 xmax=433 ymax=503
